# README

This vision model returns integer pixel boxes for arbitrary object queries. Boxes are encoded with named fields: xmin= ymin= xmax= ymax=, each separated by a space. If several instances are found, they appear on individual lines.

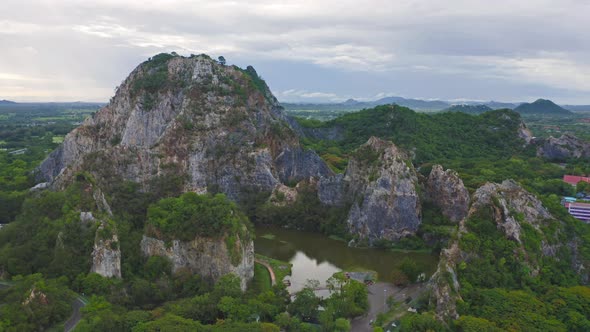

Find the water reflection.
xmin=286 ymin=252 xmax=340 ymax=293
xmin=254 ymin=226 xmax=438 ymax=292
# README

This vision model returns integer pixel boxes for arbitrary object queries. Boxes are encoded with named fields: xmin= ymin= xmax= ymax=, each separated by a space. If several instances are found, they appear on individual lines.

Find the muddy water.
xmin=254 ymin=226 xmax=438 ymax=293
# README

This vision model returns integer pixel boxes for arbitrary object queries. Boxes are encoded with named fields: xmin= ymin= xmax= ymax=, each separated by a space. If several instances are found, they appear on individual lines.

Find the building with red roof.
xmin=563 ymin=175 xmax=590 ymax=186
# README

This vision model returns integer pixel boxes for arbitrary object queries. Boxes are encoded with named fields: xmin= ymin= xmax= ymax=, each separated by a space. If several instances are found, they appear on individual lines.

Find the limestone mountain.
xmin=319 ymin=137 xmax=421 ymax=244
xmin=38 ymin=53 xmax=331 ymax=200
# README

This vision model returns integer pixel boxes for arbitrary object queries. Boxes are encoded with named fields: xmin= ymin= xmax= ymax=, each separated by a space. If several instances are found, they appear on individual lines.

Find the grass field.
xmin=252 ymin=262 xmax=272 ymax=292
xmin=52 ymin=136 xmax=65 ymax=143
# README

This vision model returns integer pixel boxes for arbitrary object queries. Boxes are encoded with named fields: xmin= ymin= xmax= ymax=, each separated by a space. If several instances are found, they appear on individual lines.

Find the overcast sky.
xmin=1 ymin=0 xmax=589 ymax=104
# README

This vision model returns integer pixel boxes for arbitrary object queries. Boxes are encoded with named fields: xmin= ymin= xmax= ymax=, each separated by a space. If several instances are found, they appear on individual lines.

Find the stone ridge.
xmin=38 ymin=53 xmax=332 ymax=200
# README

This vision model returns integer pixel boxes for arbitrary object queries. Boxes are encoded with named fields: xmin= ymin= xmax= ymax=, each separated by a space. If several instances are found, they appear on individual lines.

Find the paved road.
xmin=350 ymin=283 xmax=425 ymax=332
xmin=351 ymin=282 xmax=398 ymax=332
xmin=255 ymin=259 xmax=277 ymax=286
xmin=64 ymin=296 xmax=88 ymax=332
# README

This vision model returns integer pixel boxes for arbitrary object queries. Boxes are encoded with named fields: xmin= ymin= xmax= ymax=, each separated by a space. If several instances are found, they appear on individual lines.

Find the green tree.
xmin=288 ymin=287 xmax=320 ymax=322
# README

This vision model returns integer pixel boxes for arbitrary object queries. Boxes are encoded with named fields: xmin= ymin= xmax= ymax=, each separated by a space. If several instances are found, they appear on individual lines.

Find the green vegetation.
xmin=298 ymin=105 xmax=529 ymax=172
xmin=0 ymin=274 xmax=74 ymax=331
xmin=523 ymin=112 xmax=590 ymax=141
xmin=449 ymin=192 xmax=590 ymax=331
xmin=0 ymin=102 xmax=100 ymax=224
xmin=146 ymin=192 xmax=252 ymax=241
xmin=240 ymin=184 xmax=350 ymax=240
xmin=253 ymin=263 xmax=272 ymax=292
xmin=2 ymin=73 xmax=590 ymax=331
xmin=255 ymin=254 xmax=292 ymax=282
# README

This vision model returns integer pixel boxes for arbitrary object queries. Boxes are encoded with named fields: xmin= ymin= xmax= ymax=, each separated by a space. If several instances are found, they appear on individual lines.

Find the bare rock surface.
xmin=537 ymin=133 xmax=590 ymax=160
xmin=426 ymin=165 xmax=470 ymax=223
xmin=320 ymin=137 xmax=421 ymax=244
xmin=141 ymin=233 xmax=254 ymax=290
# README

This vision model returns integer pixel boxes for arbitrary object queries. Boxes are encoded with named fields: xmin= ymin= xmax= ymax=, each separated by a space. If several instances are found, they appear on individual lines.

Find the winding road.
xmin=64 ymin=296 xmax=88 ymax=332
xmin=0 ymin=280 xmax=87 ymax=332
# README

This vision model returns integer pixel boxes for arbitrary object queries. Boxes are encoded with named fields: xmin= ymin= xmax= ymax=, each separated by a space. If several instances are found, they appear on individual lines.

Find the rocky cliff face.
xmin=426 ymin=165 xmax=470 ymax=223
xmin=469 ymin=180 xmax=552 ymax=243
xmin=91 ymin=219 xmax=122 ymax=278
xmin=517 ymin=122 xmax=534 ymax=145
xmin=140 ymin=232 xmax=254 ymax=291
xmin=319 ymin=137 xmax=421 ymax=244
xmin=38 ymin=54 xmax=331 ymax=200
xmin=537 ymin=134 xmax=590 ymax=160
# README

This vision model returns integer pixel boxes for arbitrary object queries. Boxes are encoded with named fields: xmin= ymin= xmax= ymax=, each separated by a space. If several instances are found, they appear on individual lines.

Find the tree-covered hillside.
xmin=297 ymin=105 xmax=531 ymax=172
xmin=514 ymin=99 xmax=572 ymax=115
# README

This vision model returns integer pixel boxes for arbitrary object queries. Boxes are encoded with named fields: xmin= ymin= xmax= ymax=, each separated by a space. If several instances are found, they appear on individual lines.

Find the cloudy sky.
xmin=1 ymin=0 xmax=589 ymax=104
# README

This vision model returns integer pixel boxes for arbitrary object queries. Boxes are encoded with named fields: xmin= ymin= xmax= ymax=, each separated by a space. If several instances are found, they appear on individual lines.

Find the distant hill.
xmin=372 ymin=96 xmax=450 ymax=111
xmin=282 ymin=97 xmax=587 ymax=118
xmin=514 ymin=99 xmax=572 ymax=115
xmin=282 ymin=96 xmax=451 ymax=112
xmin=483 ymin=101 xmax=519 ymax=109
xmin=0 ymin=100 xmax=16 ymax=104
xmin=444 ymin=104 xmax=493 ymax=114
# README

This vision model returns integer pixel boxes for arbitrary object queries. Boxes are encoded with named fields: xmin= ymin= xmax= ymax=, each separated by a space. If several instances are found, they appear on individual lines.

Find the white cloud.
xmin=462 ymin=53 xmax=590 ymax=92
xmin=0 ymin=0 xmax=589 ymax=102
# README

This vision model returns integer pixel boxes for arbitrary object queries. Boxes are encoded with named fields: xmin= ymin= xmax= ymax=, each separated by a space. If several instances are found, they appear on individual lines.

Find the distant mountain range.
xmin=282 ymin=97 xmax=451 ymax=112
xmin=0 ymin=100 xmax=17 ymax=104
xmin=282 ymin=97 xmax=589 ymax=115
xmin=444 ymin=104 xmax=493 ymax=114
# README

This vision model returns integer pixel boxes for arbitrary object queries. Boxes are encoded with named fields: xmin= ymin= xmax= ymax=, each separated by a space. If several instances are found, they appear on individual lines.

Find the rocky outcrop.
xmin=269 ymin=183 xmax=299 ymax=206
xmin=140 ymin=233 xmax=254 ymax=291
xmin=430 ymin=240 xmax=463 ymax=320
xmin=430 ymin=179 xmax=590 ymax=321
xmin=469 ymin=180 xmax=552 ymax=243
xmin=319 ymin=137 xmax=421 ymax=244
xmin=426 ymin=165 xmax=470 ymax=223
xmin=517 ymin=122 xmax=534 ymax=144
xmin=537 ymin=134 xmax=590 ymax=160
xmin=38 ymin=54 xmax=331 ymax=200
xmin=91 ymin=220 xmax=122 ymax=278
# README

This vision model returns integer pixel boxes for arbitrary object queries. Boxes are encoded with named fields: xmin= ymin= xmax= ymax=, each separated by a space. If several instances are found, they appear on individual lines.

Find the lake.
xmin=254 ymin=226 xmax=439 ymax=293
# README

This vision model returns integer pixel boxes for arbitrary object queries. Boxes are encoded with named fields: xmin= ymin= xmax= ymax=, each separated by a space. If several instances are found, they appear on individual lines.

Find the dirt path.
xmin=255 ymin=258 xmax=277 ymax=286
